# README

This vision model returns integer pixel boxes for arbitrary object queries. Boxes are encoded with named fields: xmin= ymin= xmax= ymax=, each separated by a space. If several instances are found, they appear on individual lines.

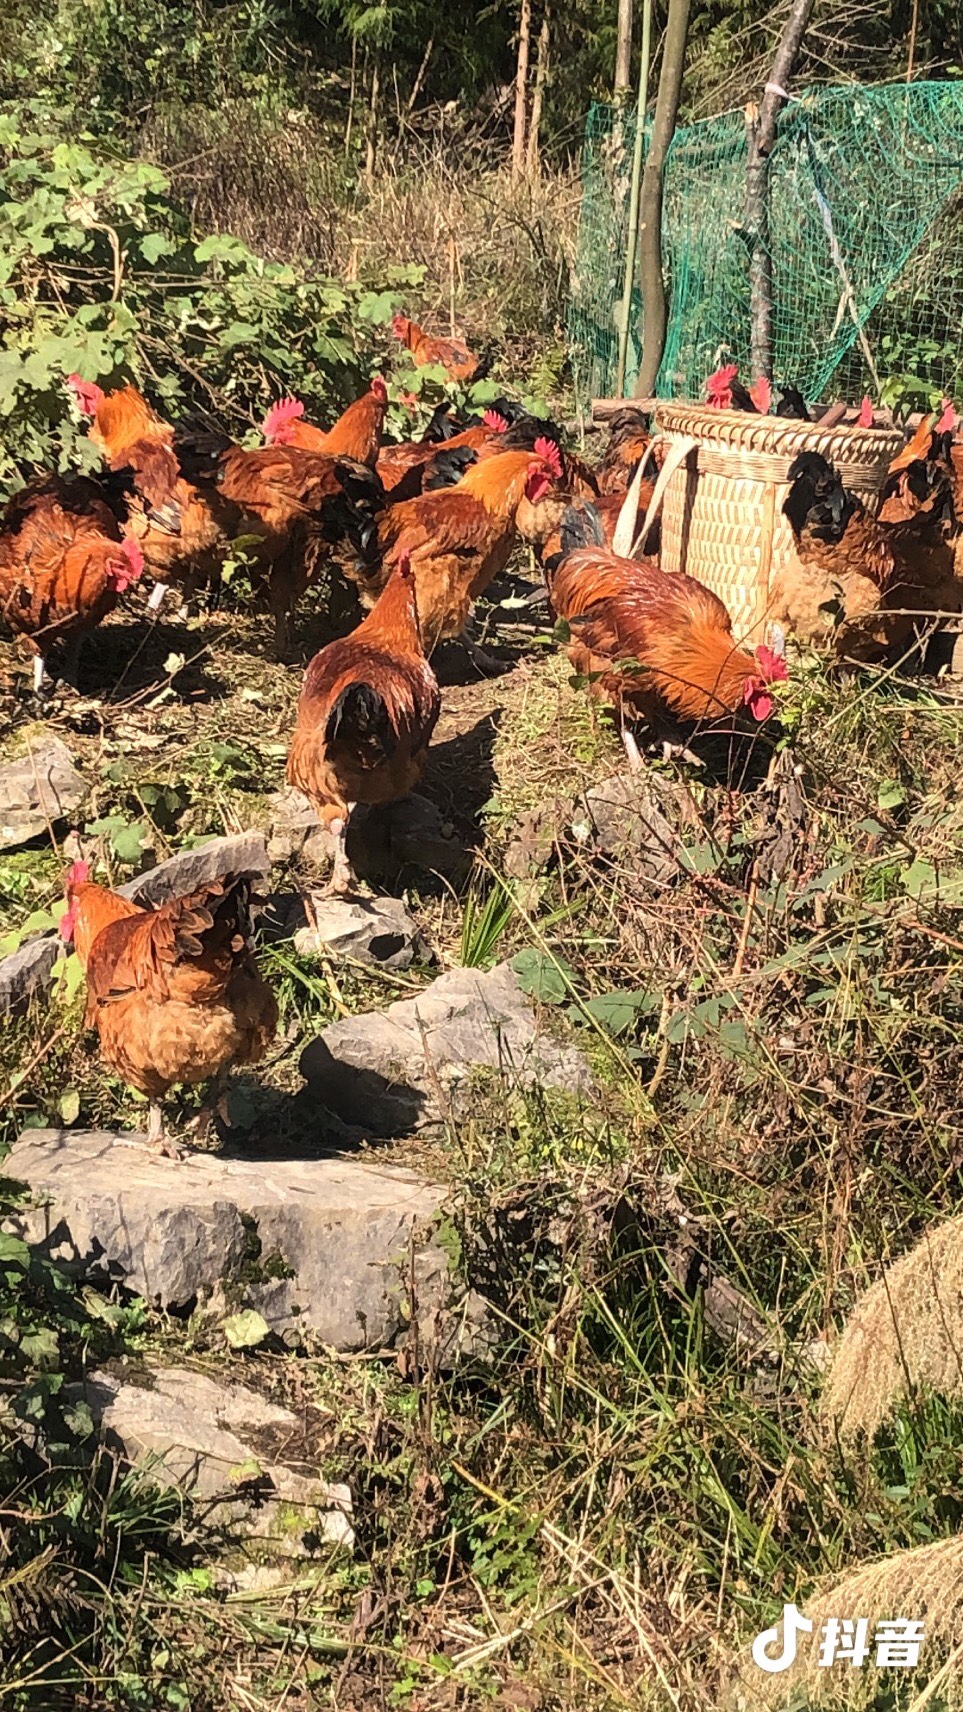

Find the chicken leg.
xmin=621 ymin=727 xmax=644 ymax=772
xmin=327 ymin=811 xmax=356 ymax=895
xmin=146 ymin=1099 xmax=183 ymax=1160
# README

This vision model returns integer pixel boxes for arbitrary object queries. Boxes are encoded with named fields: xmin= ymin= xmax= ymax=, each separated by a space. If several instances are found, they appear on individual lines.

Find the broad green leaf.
xmin=576 ymin=990 xmax=653 ymax=1035
xmin=223 ymin=1309 xmax=270 ymax=1350
xmin=877 ymin=780 xmax=906 ymax=811
xmin=511 ymin=948 xmax=574 ymax=1005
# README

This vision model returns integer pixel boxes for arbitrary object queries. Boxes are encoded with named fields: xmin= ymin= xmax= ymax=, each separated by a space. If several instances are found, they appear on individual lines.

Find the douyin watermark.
xmin=752 ymin=1604 xmax=925 ymax=1674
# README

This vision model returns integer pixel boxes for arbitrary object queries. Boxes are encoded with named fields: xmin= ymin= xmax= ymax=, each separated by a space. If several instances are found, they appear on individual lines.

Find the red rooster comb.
xmin=857 ymin=397 xmax=875 ymax=428
xmin=483 ymin=408 xmax=510 ymax=433
xmin=391 ymin=314 xmax=408 ymax=339
xmin=371 ymin=375 xmax=388 ymax=401
xmin=706 ymin=361 xmax=738 ymax=399
xmin=66 ymin=374 xmax=105 ymax=417
xmin=65 ymin=859 xmax=90 ymax=887
xmin=262 ymin=397 xmax=304 ymax=443
xmin=755 ymin=644 xmax=789 ymax=684
xmin=534 ymin=436 xmax=563 ymax=478
xmin=936 ymin=401 xmax=959 ymax=436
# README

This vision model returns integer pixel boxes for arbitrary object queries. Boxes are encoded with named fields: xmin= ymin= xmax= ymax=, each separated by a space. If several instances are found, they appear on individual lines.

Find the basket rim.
xmin=653 ymin=399 xmax=904 ymax=462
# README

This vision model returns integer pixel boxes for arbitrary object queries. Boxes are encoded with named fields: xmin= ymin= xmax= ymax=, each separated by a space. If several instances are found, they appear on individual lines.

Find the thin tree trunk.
xmin=365 ymin=49 xmax=381 ymax=189
xmin=345 ymin=35 xmax=358 ymax=158
xmin=512 ymin=0 xmax=532 ymax=181
xmin=745 ymin=0 xmax=814 ymax=380
xmin=406 ymin=34 xmax=434 ymax=115
xmin=615 ymin=0 xmax=633 ymax=99
xmin=635 ymin=0 xmax=691 ymax=396
xmin=526 ymin=4 xmax=550 ymax=176
xmin=906 ymin=0 xmax=920 ymax=80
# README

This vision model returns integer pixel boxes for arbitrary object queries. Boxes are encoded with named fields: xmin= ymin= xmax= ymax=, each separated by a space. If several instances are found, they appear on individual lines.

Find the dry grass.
xmin=729 ymin=1535 xmax=963 ymax=1710
xmin=142 ymin=102 xmax=580 ymax=378
xmin=822 ymin=1214 xmax=963 ymax=1441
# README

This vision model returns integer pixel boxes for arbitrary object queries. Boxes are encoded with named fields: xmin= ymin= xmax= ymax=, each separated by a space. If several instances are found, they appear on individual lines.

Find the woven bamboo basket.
xmin=651 ymin=402 xmax=905 ymax=643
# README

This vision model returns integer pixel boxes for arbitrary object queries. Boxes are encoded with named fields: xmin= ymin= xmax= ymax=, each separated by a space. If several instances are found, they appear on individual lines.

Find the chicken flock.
xmin=5 ymin=325 xmax=963 ymax=1153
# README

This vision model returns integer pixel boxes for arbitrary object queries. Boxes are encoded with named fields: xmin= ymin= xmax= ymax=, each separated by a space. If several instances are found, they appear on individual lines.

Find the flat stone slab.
xmin=293 ymin=895 xmax=426 ymax=970
xmin=267 ymin=788 xmax=467 ymax=882
xmin=0 ymin=935 xmax=61 ymax=1015
xmin=0 ymin=736 xmax=86 ymax=849
xmin=118 ymin=831 xmax=270 ymax=905
xmin=75 ymin=1363 xmax=353 ymax=1554
xmin=300 ymin=960 xmax=593 ymax=1135
xmin=6 ymin=1130 xmax=448 ymax=1349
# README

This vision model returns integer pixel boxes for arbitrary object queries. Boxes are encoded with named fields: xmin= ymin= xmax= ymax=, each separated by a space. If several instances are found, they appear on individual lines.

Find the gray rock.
xmin=572 ymin=771 xmax=692 ymax=881
xmin=0 ymin=935 xmax=61 ymax=1015
xmin=267 ymin=789 xmax=466 ymax=883
xmin=503 ymin=804 xmax=558 ymax=881
xmin=293 ymin=895 xmax=426 ymax=970
xmin=300 ymin=961 xmax=593 ymax=1136
xmin=74 ymin=1363 xmax=353 ymax=1553
xmin=0 ymin=737 xmax=85 ymax=850
xmin=118 ymin=831 xmax=270 ymax=905
xmin=5 ymin=1129 xmax=450 ymax=1349
xmin=265 ymin=787 xmax=330 ymax=867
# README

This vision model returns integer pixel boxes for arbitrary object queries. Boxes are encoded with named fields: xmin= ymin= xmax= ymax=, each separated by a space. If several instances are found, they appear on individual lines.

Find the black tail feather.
xmin=324 ymin=682 xmax=397 ymax=757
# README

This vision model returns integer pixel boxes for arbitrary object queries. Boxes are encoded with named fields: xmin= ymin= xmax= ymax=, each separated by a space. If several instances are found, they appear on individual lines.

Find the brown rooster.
xmin=549 ymin=503 xmax=786 ymax=765
xmin=287 ymin=551 xmax=440 ymax=894
xmin=61 ymin=862 xmax=277 ymax=1156
xmin=0 ymin=476 xmax=144 ymax=690
xmin=65 ymin=376 xmax=236 ymax=608
xmin=174 ymin=430 xmax=383 ymax=656
xmin=352 ymin=440 xmax=563 ymax=667
xmin=391 ymin=314 xmax=485 ymax=384
xmin=261 ymin=378 xmax=389 ymax=467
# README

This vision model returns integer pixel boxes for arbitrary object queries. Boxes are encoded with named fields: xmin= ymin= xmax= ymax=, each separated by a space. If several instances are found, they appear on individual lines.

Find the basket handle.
xmin=611 ymin=440 xmax=658 ymax=557
xmin=632 ymin=435 xmax=698 ymax=559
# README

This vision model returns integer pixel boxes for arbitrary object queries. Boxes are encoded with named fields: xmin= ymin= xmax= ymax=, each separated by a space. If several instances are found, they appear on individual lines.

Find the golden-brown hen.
xmin=352 ymin=441 xmax=563 ymax=665
xmin=0 ymin=476 xmax=144 ymax=689
xmin=287 ymin=551 xmax=440 ymax=893
xmin=596 ymin=408 xmax=656 ymax=496
xmin=174 ymin=430 xmax=383 ymax=655
xmin=61 ymin=862 xmax=277 ymax=1156
xmin=391 ymin=315 xmax=485 ymax=383
xmin=779 ymin=451 xmax=961 ymax=657
xmin=261 ymin=378 xmax=389 ymax=467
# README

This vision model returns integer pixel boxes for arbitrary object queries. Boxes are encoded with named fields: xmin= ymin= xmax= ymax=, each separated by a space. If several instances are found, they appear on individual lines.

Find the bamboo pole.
xmin=614 ymin=0 xmax=652 ymax=397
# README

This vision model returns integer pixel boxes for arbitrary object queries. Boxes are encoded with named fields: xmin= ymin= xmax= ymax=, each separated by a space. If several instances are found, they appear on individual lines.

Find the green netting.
xmin=569 ymin=80 xmax=963 ymax=409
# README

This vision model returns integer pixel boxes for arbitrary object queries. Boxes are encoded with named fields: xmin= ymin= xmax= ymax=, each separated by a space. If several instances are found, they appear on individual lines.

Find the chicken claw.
xmin=146 ymin=1100 xmax=185 ymax=1161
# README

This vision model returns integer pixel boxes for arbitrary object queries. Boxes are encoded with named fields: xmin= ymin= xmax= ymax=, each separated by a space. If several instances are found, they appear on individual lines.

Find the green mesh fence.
xmin=570 ymin=80 xmax=963 ymax=409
